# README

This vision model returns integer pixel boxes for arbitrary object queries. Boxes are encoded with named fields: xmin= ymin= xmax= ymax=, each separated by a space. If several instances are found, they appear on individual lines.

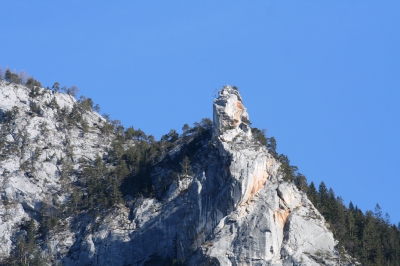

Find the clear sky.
xmin=2 ymin=1 xmax=399 ymax=223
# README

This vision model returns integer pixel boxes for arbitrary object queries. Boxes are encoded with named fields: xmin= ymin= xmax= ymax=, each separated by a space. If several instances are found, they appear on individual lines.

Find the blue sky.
xmin=2 ymin=1 xmax=399 ymax=223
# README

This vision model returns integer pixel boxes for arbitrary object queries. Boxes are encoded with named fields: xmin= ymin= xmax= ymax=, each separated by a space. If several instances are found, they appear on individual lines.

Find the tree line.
xmin=258 ymin=130 xmax=400 ymax=265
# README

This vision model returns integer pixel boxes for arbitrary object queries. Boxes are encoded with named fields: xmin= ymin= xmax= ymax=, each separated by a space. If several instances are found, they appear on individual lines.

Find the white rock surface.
xmin=0 ymin=81 xmax=110 ymax=260
xmin=213 ymin=85 xmax=252 ymax=142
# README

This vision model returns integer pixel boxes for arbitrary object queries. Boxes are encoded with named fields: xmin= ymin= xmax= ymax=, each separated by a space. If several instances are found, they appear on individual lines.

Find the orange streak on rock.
xmin=275 ymin=209 xmax=290 ymax=228
xmin=246 ymin=158 xmax=276 ymax=202
xmin=250 ymin=174 xmax=268 ymax=197
xmin=249 ymin=168 xmax=269 ymax=198
xmin=234 ymin=101 xmax=244 ymax=126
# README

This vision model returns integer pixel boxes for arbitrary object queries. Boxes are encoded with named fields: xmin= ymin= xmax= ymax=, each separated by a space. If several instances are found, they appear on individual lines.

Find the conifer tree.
xmin=180 ymin=156 xmax=193 ymax=178
xmin=52 ymin=82 xmax=60 ymax=92
xmin=307 ymin=181 xmax=318 ymax=206
xmin=318 ymin=182 xmax=329 ymax=209
xmin=266 ymin=137 xmax=278 ymax=158
xmin=294 ymin=173 xmax=308 ymax=192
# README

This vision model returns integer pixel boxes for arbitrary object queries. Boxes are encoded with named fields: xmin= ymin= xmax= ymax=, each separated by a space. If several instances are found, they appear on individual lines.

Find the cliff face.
xmin=191 ymin=86 xmax=340 ymax=265
xmin=0 ymin=82 xmax=354 ymax=265
xmin=0 ymin=82 xmax=110 ymax=260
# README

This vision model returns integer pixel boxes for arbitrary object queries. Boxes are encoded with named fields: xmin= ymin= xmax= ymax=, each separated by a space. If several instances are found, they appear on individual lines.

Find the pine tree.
xmin=5 ymin=69 xmax=12 ymax=82
xmin=26 ymin=218 xmax=35 ymax=252
xmin=374 ymin=203 xmax=382 ymax=220
xmin=278 ymin=154 xmax=297 ymax=182
xmin=266 ymin=137 xmax=278 ymax=158
xmin=52 ymin=82 xmax=60 ymax=92
xmin=294 ymin=173 xmax=308 ymax=192
xmin=318 ymin=181 xmax=329 ymax=215
xmin=307 ymin=181 xmax=318 ymax=206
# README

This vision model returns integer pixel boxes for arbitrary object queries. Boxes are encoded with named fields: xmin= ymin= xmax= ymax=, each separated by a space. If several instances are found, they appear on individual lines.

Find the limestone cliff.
xmin=0 ymin=82 xmax=356 ymax=265
xmin=0 ymin=81 xmax=110 ymax=260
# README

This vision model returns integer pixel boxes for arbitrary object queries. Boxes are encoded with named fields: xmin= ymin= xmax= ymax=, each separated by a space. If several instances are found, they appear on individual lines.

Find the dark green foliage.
xmin=29 ymin=102 xmax=42 ymax=116
xmin=9 ymin=218 xmax=39 ymax=265
xmin=56 ymin=106 xmax=70 ymax=124
xmin=307 ymin=182 xmax=318 ymax=206
xmin=5 ymin=69 xmax=22 ymax=84
xmin=25 ymin=77 xmax=42 ymax=89
xmin=119 ymin=133 xmax=156 ymax=197
xmin=29 ymin=87 xmax=42 ymax=98
xmin=79 ymin=96 xmax=93 ymax=111
xmin=52 ymin=82 xmax=60 ymax=92
xmin=54 ymin=97 xmax=98 ymax=130
xmin=60 ymin=157 xmax=74 ymax=180
xmin=267 ymin=136 xmax=400 ymax=265
xmin=68 ymin=103 xmax=83 ymax=125
xmin=26 ymin=218 xmax=35 ymax=251
xmin=85 ymin=157 xmax=123 ymax=209
xmin=119 ymin=118 xmax=212 ymax=198
xmin=94 ymin=103 xmax=101 ymax=112
xmin=81 ymin=119 xmax=89 ymax=134
xmin=266 ymin=137 xmax=278 ymax=158
xmin=251 ymin=127 xmax=267 ymax=146
xmin=47 ymin=97 xmax=59 ymax=109
xmin=182 ymin=123 xmax=191 ymax=137
xmin=5 ymin=69 xmax=11 ymax=81
xmin=101 ymin=121 xmax=114 ymax=136
xmin=0 ymin=106 xmax=19 ymax=124
xmin=277 ymin=154 xmax=298 ymax=182
xmin=167 ymin=129 xmax=179 ymax=143
xmin=67 ymin=156 xmax=123 ymax=216
xmin=125 ymin=126 xmax=135 ymax=139
xmin=308 ymin=181 xmax=400 ymax=266
xmin=294 ymin=173 xmax=308 ymax=192
xmin=39 ymin=201 xmax=60 ymax=240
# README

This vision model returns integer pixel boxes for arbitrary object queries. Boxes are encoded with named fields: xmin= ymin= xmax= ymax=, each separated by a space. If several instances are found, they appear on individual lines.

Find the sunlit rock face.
xmin=213 ymin=85 xmax=252 ymax=142
xmin=0 ymin=82 xmax=353 ymax=265
xmin=193 ymin=86 xmax=339 ymax=265
xmin=212 ymin=85 xmax=274 ymax=209
xmin=0 ymin=81 xmax=109 ymax=261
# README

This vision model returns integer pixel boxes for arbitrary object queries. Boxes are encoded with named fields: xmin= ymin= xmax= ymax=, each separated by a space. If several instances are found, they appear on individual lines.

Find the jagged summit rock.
xmin=0 ymin=82 xmax=356 ymax=265
xmin=213 ymin=85 xmax=252 ymax=142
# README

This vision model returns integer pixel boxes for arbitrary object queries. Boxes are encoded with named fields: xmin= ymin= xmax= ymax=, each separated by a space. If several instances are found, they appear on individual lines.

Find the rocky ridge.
xmin=0 ymin=82 xmax=356 ymax=265
xmin=0 ymin=81 xmax=110 ymax=260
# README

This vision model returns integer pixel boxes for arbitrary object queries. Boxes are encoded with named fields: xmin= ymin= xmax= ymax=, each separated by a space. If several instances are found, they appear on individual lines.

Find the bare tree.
xmin=18 ymin=70 xmax=30 ymax=84
xmin=68 ymin=85 xmax=79 ymax=97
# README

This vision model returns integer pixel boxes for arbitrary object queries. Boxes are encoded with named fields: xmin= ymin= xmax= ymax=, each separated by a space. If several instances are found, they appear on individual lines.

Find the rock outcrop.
xmin=0 ymin=82 xmax=355 ymax=265
xmin=191 ymin=86 xmax=340 ymax=265
xmin=0 ymin=81 xmax=110 ymax=260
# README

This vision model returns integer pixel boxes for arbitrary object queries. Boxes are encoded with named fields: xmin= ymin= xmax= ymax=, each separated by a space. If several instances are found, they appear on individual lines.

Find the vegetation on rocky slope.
xmin=0 ymin=71 xmax=399 ymax=265
xmin=263 ymin=133 xmax=400 ymax=265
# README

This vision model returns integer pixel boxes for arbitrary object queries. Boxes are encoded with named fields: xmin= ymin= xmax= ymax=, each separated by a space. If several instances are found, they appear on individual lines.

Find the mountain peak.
xmin=213 ymin=85 xmax=252 ymax=141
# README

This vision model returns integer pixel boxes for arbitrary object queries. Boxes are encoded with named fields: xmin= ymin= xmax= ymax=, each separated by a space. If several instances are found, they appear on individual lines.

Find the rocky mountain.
xmin=0 ymin=81 xmax=357 ymax=265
